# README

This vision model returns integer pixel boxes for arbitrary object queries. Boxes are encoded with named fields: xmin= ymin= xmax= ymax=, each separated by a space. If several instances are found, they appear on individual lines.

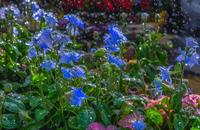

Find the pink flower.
xmin=87 ymin=122 xmax=119 ymax=130
xmin=182 ymin=94 xmax=200 ymax=115
xmin=182 ymin=94 xmax=200 ymax=108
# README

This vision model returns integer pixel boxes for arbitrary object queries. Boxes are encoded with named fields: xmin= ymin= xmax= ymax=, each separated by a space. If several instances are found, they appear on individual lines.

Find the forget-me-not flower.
xmin=45 ymin=13 xmax=57 ymax=27
xmin=185 ymin=37 xmax=199 ymax=49
xmin=70 ymin=88 xmax=87 ymax=107
xmin=104 ymin=25 xmax=127 ymax=52
xmin=108 ymin=54 xmax=125 ymax=69
xmin=41 ymin=60 xmax=56 ymax=72
xmin=132 ymin=120 xmax=146 ymax=130
xmin=176 ymin=48 xmax=186 ymax=62
xmin=185 ymin=52 xmax=199 ymax=68
xmin=32 ymin=9 xmax=44 ymax=21
xmin=64 ymin=14 xmax=85 ymax=29
xmin=28 ymin=47 xmax=37 ymax=59
xmin=36 ymin=28 xmax=53 ymax=50
xmin=160 ymin=65 xmax=173 ymax=85
xmin=10 ymin=5 xmax=20 ymax=18
xmin=31 ymin=1 xmax=40 ymax=13
xmin=61 ymin=66 xmax=85 ymax=79
xmin=0 ymin=7 xmax=7 ymax=19
xmin=59 ymin=52 xmax=82 ymax=64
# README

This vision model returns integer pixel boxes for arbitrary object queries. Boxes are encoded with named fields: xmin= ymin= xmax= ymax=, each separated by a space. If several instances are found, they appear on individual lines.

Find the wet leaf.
xmin=2 ymin=114 xmax=18 ymax=129
xmin=77 ymin=107 xmax=96 ymax=129
xmin=35 ymin=108 xmax=49 ymax=121
xmin=98 ymin=104 xmax=111 ymax=126
xmin=4 ymin=97 xmax=25 ymax=113
xmin=173 ymin=114 xmax=188 ymax=130
xmin=67 ymin=116 xmax=79 ymax=129
xmin=29 ymin=96 xmax=42 ymax=109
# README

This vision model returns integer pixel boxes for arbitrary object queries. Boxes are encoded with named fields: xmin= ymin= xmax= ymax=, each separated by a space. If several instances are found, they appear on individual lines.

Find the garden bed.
xmin=0 ymin=1 xmax=199 ymax=130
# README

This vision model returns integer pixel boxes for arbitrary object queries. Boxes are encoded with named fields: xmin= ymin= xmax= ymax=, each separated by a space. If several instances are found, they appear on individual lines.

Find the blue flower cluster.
xmin=40 ymin=60 xmax=56 ymax=72
xmin=61 ymin=66 xmax=85 ymax=79
xmin=64 ymin=15 xmax=85 ymax=29
xmin=59 ymin=52 xmax=82 ymax=64
xmin=176 ymin=37 xmax=199 ymax=68
xmin=31 ymin=2 xmax=57 ymax=27
xmin=104 ymin=25 xmax=127 ymax=52
xmin=159 ymin=37 xmax=199 ymax=87
xmin=63 ymin=15 xmax=85 ymax=36
xmin=36 ymin=28 xmax=53 ymax=50
xmin=0 ymin=5 xmax=20 ymax=19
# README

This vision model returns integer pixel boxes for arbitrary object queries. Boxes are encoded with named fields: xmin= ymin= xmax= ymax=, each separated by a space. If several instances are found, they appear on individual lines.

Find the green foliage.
xmin=146 ymin=108 xmax=163 ymax=126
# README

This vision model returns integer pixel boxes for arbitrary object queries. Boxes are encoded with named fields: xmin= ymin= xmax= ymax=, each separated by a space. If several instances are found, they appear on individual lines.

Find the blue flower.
xmin=160 ymin=65 xmax=173 ymax=85
xmin=108 ymin=25 xmax=127 ymax=45
xmin=104 ymin=34 xmax=120 ymax=52
xmin=45 ymin=13 xmax=57 ymax=27
xmin=185 ymin=37 xmax=199 ymax=48
xmin=41 ymin=60 xmax=56 ymax=72
xmin=59 ymin=52 xmax=82 ymax=64
xmin=28 ymin=47 xmax=37 ymax=59
xmin=70 ymin=88 xmax=87 ymax=107
xmin=61 ymin=66 xmax=85 ymax=79
xmin=104 ymin=25 xmax=127 ymax=52
xmin=10 ymin=5 xmax=20 ymax=18
xmin=64 ymin=15 xmax=85 ymax=29
xmin=0 ymin=7 xmax=7 ymax=19
xmin=185 ymin=52 xmax=199 ymax=68
xmin=132 ymin=120 xmax=146 ymax=130
xmin=108 ymin=54 xmax=125 ymax=69
xmin=31 ymin=1 xmax=40 ymax=13
xmin=71 ymin=66 xmax=86 ymax=78
xmin=32 ymin=9 xmax=44 ymax=21
xmin=54 ymin=33 xmax=72 ymax=44
xmin=36 ymin=28 xmax=53 ymax=50
xmin=176 ymin=48 xmax=186 ymax=62
xmin=61 ymin=67 xmax=73 ymax=79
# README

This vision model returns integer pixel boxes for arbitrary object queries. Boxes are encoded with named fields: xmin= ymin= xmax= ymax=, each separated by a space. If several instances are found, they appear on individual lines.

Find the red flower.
xmin=97 ymin=0 xmax=115 ymax=12
xmin=114 ymin=0 xmax=133 ymax=11
xmin=140 ymin=0 xmax=151 ymax=11
xmin=63 ymin=0 xmax=85 ymax=11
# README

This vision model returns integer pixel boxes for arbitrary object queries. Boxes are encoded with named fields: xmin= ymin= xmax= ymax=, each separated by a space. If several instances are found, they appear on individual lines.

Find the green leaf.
xmin=4 ymin=97 xmax=25 ymax=113
xmin=173 ymin=114 xmax=188 ymax=130
xmin=95 ymin=48 xmax=106 ymax=57
xmin=146 ymin=108 xmax=163 ymax=126
xmin=2 ymin=114 xmax=18 ymax=129
xmin=35 ymin=108 xmax=49 ymax=121
xmin=170 ymin=92 xmax=183 ymax=111
xmin=29 ymin=96 xmax=42 ymax=109
xmin=77 ymin=107 xmax=96 ymax=129
xmin=174 ymin=63 xmax=182 ymax=74
xmin=67 ymin=116 xmax=79 ymax=129
xmin=32 ymin=74 xmax=47 ymax=84
xmin=191 ymin=128 xmax=200 ymax=130
xmin=114 ymin=95 xmax=146 ymax=106
xmin=98 ymin=104 xmax=111 ymax=126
